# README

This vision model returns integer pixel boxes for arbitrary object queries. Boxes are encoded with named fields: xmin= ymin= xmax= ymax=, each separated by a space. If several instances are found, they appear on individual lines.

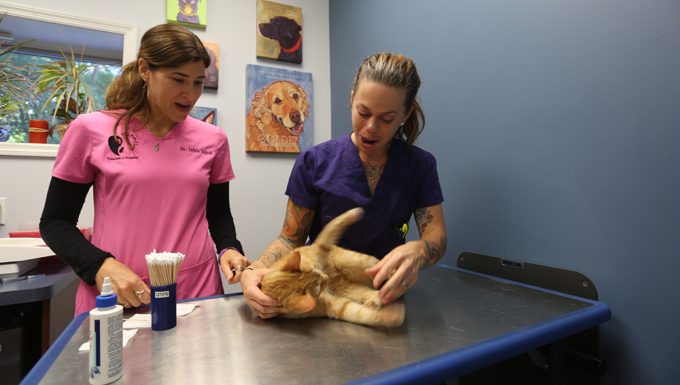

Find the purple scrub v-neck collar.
xmin=344 ymin=135 xmax=395 ymax=199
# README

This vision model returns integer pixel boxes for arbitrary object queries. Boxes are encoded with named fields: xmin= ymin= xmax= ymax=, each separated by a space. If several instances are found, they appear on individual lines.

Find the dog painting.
xmin=246 ymin=64 xmax=313 ymax=153
xmin=256 ymin=0 xmax=302 ymax=64
xmin=166 ymin=0 xmax=207 ymax=29
xmin=190 ymin=106 xmax=217 ymax=126
xmin=202 ymin=41 xmax=219 ymax=89
xmin=259 ymin=16 xmax=302 ymax=64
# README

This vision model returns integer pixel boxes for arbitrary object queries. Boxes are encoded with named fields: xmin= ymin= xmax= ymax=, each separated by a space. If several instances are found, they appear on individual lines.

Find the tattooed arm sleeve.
xmin=414 ymin=204 xmax=448 ymax=267
xmin=257 ymin=198 xmax=315 ymax=267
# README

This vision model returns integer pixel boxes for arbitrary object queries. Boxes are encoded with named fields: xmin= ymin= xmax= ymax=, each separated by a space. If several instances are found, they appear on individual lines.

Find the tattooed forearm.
xmin=259 ymin=238 xmax=295 ymax=267
xmin=279 ymin=236 xmax=298 ymax=250
xmin=414 ymin=207 xmax=434 ymax=234
xmin=415 ymin=204 xmax=447 ymax=267
xmin=262 ymin=202 xmax=314 ymax=267
xmin=259 ymin=250 xmax=281 ymax=267
xmin=423 ymin=235 xmax=447 ymax=266
xmin=282 ymin=205 xmax=314 ymax=244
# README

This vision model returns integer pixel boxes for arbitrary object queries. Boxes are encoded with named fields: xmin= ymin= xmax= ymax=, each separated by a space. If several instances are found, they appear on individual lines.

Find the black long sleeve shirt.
xmin=39 ymin=177 xmax=243 ymax=285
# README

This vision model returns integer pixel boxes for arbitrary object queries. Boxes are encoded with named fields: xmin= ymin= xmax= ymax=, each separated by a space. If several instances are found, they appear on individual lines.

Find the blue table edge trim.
xmin=345 ymin=264 xmax=612 ymax=385
xmin=21 ymin=312 xmax=88 ymax=385
xmin=19 ymin=291 xmax=242 ymax=385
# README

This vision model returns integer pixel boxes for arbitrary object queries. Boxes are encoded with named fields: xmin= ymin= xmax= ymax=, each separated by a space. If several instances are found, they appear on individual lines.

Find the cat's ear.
xmin=290 ymin=294 xmax=316 ymax=313
xmin=281 ymin=251 xmax=302 ymax=272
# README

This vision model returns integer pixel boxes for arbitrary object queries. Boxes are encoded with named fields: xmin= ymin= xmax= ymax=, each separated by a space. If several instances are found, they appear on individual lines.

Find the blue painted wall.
xmin=330 ymin=1 xmax=680 ymax=384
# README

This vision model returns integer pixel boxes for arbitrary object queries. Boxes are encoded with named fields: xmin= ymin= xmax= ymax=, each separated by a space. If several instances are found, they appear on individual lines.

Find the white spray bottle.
xmin=88 ymin=277 xmax=123 ymax=384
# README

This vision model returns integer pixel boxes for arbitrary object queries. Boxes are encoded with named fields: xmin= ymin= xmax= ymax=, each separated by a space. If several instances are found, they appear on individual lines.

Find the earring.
xmin=400 ymin=121 xmax=405 ymax=127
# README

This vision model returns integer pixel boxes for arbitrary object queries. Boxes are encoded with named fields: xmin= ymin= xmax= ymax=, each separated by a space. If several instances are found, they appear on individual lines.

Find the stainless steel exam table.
xmin=20 ymin=265 xmax=611 ymax=385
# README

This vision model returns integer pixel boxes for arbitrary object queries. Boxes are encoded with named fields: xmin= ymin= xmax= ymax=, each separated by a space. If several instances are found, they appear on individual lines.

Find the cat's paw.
xmin=363 ymin=292 xmax=383 ymax=308
xmin=381 ymin=302 xmax=405 ymax=327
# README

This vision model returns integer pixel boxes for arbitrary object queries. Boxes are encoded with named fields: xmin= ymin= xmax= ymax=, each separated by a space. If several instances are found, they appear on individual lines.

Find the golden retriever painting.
xmin=246 ymin=79 xmax=310 ymax=153
xmin=245 ymin=64 xmax=313 ymax=153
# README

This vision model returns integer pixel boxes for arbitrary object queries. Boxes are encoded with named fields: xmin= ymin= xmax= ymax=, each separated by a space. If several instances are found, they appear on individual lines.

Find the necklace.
xmin=145 ymin=122 xmax=170 ymax=152
xmin=362 ymin=160 xmax=385 ymax=195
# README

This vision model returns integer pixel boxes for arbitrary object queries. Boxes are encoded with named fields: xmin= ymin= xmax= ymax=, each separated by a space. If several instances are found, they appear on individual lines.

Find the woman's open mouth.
xmin=175 ymin=102 xmax=192 ymax=114
xmin=360 ymin=135 xmax=379 ymax=145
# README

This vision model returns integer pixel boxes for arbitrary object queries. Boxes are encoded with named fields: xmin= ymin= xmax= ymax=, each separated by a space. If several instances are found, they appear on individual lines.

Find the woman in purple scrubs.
xmin=242 ymin=52 xmax=447 ymax=319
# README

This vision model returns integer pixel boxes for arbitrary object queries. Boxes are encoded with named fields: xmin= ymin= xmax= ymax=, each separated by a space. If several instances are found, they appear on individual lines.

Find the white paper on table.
xmin=79 ymin=329 xmax=138 ymax=352
xmin=123 ymin=314 xmax=151 ymax=329
xmin=177 ymin=303 xmax=198 ymax=316
xmin=122 ymin=303 xmax=199 ymax=329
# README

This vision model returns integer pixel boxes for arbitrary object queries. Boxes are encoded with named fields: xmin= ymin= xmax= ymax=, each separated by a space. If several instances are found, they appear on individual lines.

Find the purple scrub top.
xmin=286 ymin=135 xmax=443 ymax=258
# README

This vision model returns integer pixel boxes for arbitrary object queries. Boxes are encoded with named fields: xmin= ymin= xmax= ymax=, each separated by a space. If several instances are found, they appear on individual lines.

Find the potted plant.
xmin=34 ymin=47 xmax=94 ymax=139
xmin=0 ymin=16 xmax=34 ymax=141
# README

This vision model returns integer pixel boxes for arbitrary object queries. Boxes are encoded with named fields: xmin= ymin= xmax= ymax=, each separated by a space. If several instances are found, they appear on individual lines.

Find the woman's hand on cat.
xmin=241 ymin=266 xmax=282 ymax=318
xmin=219 ymin=249 xmax=251 ymax=284
xmin=364 ymin=240 xmax=426 ymax=305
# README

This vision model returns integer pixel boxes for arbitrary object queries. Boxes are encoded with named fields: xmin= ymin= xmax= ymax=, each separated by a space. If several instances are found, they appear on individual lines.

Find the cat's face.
xmin=261 ymin=250 xmax=328 ymax=315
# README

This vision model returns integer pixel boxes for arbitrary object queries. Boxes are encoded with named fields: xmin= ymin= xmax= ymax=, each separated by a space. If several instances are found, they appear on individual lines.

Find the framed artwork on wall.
xmin=202 ymin=41 xmax=219 ymax=89
xmin=167 ymin=0 xmax=207 ymax=29
xmin=191 ymin=106 xmax=216 ymax=125
xmin=256 ymin=0 xmax=302 ymax=64
xmin=245 ymin=64 xmax=312 ymax=153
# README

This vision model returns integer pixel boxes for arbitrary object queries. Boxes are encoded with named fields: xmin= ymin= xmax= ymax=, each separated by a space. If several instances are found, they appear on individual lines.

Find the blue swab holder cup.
xmin=151 ymin=283 xmax=177 ymax=331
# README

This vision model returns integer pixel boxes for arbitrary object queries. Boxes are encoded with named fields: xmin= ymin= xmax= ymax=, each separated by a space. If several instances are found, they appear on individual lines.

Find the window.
xmin=1 ymin=52 xmax=121 ymax=144
xmin=0 ymin=2 xmax=136 ymax=157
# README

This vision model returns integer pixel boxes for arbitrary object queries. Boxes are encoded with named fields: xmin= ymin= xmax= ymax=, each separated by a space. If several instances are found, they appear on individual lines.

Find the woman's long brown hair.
xmin=105 ymin=23 xmax=210 ymax=149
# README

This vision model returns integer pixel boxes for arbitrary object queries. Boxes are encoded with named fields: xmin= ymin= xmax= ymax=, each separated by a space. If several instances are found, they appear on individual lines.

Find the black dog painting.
xmin=256 ymin=0 xmax=302 ymax=64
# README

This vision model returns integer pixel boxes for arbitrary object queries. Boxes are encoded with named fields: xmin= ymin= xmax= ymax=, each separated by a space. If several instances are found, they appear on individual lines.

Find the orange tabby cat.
xmin=261 ymin=208 xmax=405 ymax=327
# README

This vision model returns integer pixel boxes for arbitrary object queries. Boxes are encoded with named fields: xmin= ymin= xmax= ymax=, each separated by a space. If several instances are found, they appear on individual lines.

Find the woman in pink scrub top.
xmin=240 ymin=52 xmax=448 ymax=319
xmin=40 ymin=24 xmax=248 ymax=315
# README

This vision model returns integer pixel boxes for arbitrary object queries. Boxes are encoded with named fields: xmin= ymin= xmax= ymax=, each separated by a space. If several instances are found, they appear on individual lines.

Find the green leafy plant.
xmin=0 ymin=16 xmax=33 ymax=119
xmin=0 ymin=54 xmax=29 ymax=118
xmin=34 ymin=47 xmax=94 ymax=129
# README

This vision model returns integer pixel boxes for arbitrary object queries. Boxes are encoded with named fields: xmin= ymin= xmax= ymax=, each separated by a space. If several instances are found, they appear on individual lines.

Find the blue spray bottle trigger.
xmin=96 ymin=277 xmax=118 ymax=308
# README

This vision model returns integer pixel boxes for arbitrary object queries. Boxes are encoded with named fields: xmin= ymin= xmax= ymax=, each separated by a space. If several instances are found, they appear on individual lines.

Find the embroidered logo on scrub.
xmin=108 ymin=136 xmax=124 ymax=155
xmin=180 ymin=146 xmax=213 ymax=156
xmin=106 ymin=134 xmax=139 ymax=160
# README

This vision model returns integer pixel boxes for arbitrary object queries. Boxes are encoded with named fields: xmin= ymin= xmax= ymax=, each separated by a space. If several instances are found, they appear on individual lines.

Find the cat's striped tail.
xmin=314 ymin=207 xmax=364 ymax=247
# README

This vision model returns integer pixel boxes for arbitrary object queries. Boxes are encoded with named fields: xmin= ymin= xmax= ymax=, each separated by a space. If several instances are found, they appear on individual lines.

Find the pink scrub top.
xmin=52 ymin=111 xmax=235 ymax=315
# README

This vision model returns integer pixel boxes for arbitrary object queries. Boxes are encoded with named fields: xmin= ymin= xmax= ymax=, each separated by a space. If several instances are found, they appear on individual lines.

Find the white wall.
xmin=0 ymin=0 xmax=331 ymax=290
